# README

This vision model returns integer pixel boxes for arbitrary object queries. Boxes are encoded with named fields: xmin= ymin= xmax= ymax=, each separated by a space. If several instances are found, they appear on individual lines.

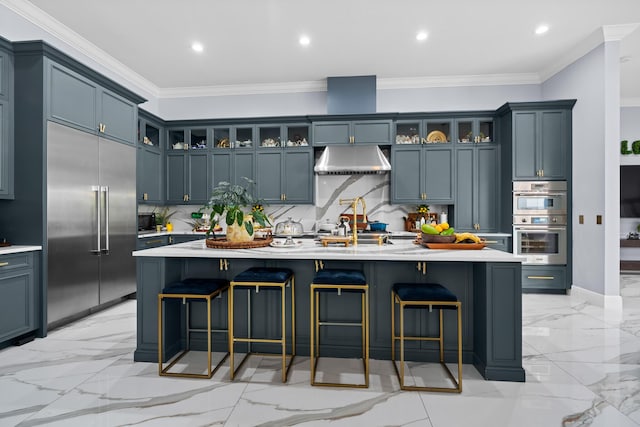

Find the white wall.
xmin=541 ymin=42 xmax=621 ymax=297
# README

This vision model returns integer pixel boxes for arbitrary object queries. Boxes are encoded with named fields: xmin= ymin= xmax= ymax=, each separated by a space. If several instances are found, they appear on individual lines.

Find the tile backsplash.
xmin=149 ymin=175 xmax=448 ymax=233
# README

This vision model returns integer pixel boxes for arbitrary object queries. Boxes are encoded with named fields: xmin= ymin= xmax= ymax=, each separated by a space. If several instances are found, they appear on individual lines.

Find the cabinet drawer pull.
xmin=0 ymin=262 xmax=8 ymax=267
xmin=483 ymin=240 xmax=498 ymax=244
xmin=145 ymin=239 xmax=164 ymax=245
xmin=527 ymin=275 xmax=555 ymax=280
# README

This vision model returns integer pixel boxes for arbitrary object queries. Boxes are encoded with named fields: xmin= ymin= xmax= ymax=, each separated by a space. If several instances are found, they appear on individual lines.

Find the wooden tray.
xmin=420 ymin=241 xmax=486 ymax=250
xmin=205 ymin=236 xmax=272 ymax=249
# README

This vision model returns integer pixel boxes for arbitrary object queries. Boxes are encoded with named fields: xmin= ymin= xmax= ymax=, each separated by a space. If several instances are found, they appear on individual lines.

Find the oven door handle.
xmin=513 ymin=192 xmax=566 ymax=197
xmin=515 ymin=227 xmax=566 ymax=232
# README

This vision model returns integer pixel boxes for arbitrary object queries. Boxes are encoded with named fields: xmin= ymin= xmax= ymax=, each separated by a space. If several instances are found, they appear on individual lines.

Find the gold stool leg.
xmin=158 ymin=295 xmax=163 ymax=376
xmin=229 ymin=284 xmax=235 ymax=380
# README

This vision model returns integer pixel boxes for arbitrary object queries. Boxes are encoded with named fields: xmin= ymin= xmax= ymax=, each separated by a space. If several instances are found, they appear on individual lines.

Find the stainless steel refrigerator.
xmin=46 ymin=121 xmax=136 ymax=327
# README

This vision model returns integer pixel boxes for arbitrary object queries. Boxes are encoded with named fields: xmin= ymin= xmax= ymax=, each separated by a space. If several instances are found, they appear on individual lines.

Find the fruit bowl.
xmin=421 ymin=233 xmax=456 ymax=243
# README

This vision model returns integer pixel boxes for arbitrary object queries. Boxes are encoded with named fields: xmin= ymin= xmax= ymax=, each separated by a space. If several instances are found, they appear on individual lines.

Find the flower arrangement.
xmin=417 ymin=204 xmax=430 ymax=215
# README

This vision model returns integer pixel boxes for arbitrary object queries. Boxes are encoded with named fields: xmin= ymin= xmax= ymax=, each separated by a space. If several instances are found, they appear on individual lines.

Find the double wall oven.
xmin=513 ymin=181 xmax=567 ymax=265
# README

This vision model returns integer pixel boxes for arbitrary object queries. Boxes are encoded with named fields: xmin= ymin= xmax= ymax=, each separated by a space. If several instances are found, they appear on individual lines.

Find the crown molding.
xmin=377 ymin=73 xmax=541 ymax=90
xmin=1 ymin=0 xmax=160 ymax=97
xmin=621 ymin=97 xmax=640 ymax=107
xmin=158 ymin=80 xmax=327 ymax=98
xmin=540 ymin=24 xmax=640 ymax=83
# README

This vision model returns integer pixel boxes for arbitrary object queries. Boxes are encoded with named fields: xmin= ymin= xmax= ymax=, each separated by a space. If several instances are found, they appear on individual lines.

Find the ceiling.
xmin=17 ymin=0 xmax=640 ymax=103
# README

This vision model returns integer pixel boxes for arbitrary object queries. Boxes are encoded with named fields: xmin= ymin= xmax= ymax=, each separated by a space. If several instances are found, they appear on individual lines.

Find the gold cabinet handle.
xmin=144 ymin=239 xmax=163 ymax=246
xmin=143 ymin=192 xmax=148 ymax=201
xmin=0 ymin=262 xmax=9 ymax=267
xmin=527 ymin=275 xmax=555 ymax=280
xmin=483 ymin=240 xmax=498 ymax=244
xmin=99 ymin=123 xmax=106 ymax=133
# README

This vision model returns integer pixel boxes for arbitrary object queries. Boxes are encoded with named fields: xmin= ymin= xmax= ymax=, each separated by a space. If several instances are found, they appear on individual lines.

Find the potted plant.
xmin=153 ymin=207 xmax=176 ymax=231
xmin=200 ymin=178 xmax=270 ymax=242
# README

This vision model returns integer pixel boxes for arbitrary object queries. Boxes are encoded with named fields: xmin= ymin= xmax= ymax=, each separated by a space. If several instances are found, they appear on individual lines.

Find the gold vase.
xmin=226 ymin=215 xmax=254 ymax=242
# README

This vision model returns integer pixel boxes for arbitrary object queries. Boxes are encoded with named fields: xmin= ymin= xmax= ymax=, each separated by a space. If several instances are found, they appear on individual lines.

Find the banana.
xmin=454 ymin=232 xmax=482 ymax=244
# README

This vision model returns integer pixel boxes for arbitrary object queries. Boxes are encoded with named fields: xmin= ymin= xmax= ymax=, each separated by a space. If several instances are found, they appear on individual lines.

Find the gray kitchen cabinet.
xmin=497 ymin=101 xmax=575 ymax=181
xmin=0 ymin=39 xmax=14 ymax=199
xmin=137 ymin=110 xmax=164 ymax=204
xmin=313 ymin=120 xmax=392 ymax=144
xmin=0 ymin=251 xmax=40 ymax=346
xmin=212 ymin=150 xmax=255 ymax=188
xmin=47 ymin=60 xmax=137 ymax=145
xmin=455 ymin=145 xmax=499 ymax=232
xmin=256 ymin=149 xmax=313 ymax=204
xmin=136 ymin=235 xmax=170 ymax=250
xmin=455 ymin=118 xmax=494 ymax=144
xmin=521 ymin=265 xmax=566 ymax=292
xmin=391 ymin=145 xmax=454 ymax=204
xmin=166 ymin=151 xmax=210 ymax=204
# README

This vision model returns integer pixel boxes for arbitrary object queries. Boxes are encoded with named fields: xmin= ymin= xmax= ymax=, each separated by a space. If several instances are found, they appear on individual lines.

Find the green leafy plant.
xmin=200 ymin=178 xmax=270 ymax=237
xmin=153 ymin=206 xmax=176 ymax=227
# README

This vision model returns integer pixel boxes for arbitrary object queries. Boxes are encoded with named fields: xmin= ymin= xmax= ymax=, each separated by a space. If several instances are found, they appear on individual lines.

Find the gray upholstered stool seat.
xmin=158 ymin=278 xmax=230 ymax=379
xmin=392 ymin=282 xmax=462 ymax=393
xmin=229 ymin=267 xmax=295 ymax=383
xmin=310 ymin=268 xmax=369 ymax=388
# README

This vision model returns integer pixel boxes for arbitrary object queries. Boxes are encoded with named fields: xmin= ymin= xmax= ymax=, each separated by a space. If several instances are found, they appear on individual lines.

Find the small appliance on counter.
xmin=138 ymin=213 xmax=156 ymax=232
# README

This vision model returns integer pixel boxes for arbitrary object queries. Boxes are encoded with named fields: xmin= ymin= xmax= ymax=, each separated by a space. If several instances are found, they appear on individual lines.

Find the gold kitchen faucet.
xmin=339 ymin=197 xmax=367 ymax=245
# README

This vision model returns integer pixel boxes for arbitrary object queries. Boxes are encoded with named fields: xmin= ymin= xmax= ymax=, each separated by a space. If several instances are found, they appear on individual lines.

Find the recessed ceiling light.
xmin=535 ymin=25 xmax=549 ymax=35
xmin=191 ymin=42 xmax=204 ymax=53
xmin=416 ymin=31 xmax=428 ymax=41
xmin=299 ymin=35 xmax=310 ymax=46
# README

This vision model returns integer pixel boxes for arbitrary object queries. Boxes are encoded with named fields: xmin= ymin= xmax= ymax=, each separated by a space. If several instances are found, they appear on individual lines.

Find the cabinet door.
xmin=0 ymin=100 xmax=11 ymax=199
xmin=212 ymin=151 xmax=232 ymax=187
xmin=312 ymin=122 xmax=350 ymax=144
xmin=166 ymin=153 xmax=187 ymax=203
xmin=424 ymin=147 xmax=454 ymax=203
xmin=353 ymin=120 xmax=392 ymax=144
xmin=187 ymin=153 xmax=210 ymax=204
xmin=233 ymin=151 xmax=255 ymax=185
xmin=0 ymin=254 xmax=35 ymax=343
xmin=140 ymin=147 xmax=163 ymax=203
xmin=539 ymin=110 xmax=567 ymax=180
xmin=0 ymin=50 xmax=6 ymax=99
xmin=512 ymin=112 xmax=538 ymax=180
xmin=48 ymin=61 xmax=97 ymax=133
xmin=475 ymin=146 xmax=499 ymax=232
xmin=98 ymin=89 xmax=136 ymax=145
xmin=256 ymin=151 xmax=283 ymax=203
xmin=391 ymin=147 xmax=423 ymax=203
xmin=455 ymin=147 xmax=475 ymax=231
xmin=283 ymin=150 xmax=313 ymax=203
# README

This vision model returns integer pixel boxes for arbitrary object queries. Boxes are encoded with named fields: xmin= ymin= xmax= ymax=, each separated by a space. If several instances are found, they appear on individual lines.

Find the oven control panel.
xmin=513 ymin=215 xmax=567 ymax=226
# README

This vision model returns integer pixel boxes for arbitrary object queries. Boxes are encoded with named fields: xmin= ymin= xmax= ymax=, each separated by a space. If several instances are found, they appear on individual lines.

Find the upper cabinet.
xmin=0 ymin=40 xmax=13 ymax=199
xmin=165 ymin=128 xmax=210 ymax=204
xmin=497 ymin=101 xmax=575 ymax=181
xmin=313 ymin=119 xmax=392 ymax=145
xmin=137 ymin=110 xmax=164 ymax=204
xmin=455 ymin=118 xmax=494 ymax=144
xmin=47 ymin=60 xmax=138 ymax=145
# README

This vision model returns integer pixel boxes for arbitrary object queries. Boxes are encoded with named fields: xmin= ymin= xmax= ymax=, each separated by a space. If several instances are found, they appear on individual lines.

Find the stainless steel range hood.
xmin=314 ymin=145 xmax=391 ymax=175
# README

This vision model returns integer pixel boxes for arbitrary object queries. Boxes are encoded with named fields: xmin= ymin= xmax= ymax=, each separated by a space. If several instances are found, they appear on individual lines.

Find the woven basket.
xmin=205 ymin=236 xmax=273 ymax=249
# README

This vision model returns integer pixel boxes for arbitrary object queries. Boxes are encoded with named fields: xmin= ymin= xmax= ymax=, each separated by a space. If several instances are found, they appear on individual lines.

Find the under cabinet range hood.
xmin=314 ymin=145 xmax=391 ymax=175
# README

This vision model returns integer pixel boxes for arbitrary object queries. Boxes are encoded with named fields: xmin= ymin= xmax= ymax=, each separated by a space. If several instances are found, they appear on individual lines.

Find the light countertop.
xmin=133 ymin=238 xmax=522 ymax=263
xmin=0 ymin=245 xmax=43 ymax=255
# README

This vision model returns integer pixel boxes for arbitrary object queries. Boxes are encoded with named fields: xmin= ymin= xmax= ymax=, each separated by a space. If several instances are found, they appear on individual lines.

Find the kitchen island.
xmin=133 ymin=238 xmax=525 ymax=382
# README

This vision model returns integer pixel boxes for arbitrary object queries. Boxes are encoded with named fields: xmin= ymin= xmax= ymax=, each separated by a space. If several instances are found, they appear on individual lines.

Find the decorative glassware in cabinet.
xmin=169 ymin=129 xmax=187 ymax=150
xmin=478 ymin=120 xmax=493 ymax=143
xmin=190 ymin=128 xmax=207 ymax=149
xmin=213 ymin=127 xmax=231 ymax=149
xmin=260 ymin=126 xmax=281 ymax=148
xmin=457 ymin=121 xmax=473 ymax=143
xmin=235 ymin=127 xmax=254 ymax=149
xmin=286 ymin=126 xmax=309 ymax=147
xmin=425 ymin=121 xmax=451 ymax=144
xmin=143 ymin=123 xmax=159 ymax=147
xmin=395 ymin=122 xmax=420 ymax=144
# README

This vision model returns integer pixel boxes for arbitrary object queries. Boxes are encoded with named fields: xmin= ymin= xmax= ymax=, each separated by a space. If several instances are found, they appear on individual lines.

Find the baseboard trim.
xmin=570 ymin=285 xmax=623 ymax=310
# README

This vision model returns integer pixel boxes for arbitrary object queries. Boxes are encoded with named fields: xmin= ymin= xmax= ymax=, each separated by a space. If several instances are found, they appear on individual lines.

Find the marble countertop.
xmin=0 ymin=245 xmax=43 ymax=255
xmin=138 ymin=230 xmax=513 ymax=239
xmin=133 ymin=238 xmax=522 ymax=263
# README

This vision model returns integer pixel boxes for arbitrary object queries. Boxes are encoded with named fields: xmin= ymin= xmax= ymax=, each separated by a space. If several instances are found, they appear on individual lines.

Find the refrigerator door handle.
xmin=102 ymin=186 xmax=110 ymax=254
xmin=91 ymin=185 xmax=101 ymax=255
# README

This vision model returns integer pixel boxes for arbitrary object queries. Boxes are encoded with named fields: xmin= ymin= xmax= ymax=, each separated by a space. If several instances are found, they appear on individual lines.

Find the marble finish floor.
xmin=1 ymin=276 xmax=640 ymax=426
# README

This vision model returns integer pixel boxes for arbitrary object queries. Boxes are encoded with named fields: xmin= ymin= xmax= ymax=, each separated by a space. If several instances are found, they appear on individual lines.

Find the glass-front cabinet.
xmin=395 ymin=119 xmax=452 ymax=145
xmin=456 ymin=118 xmax=494 ymax=144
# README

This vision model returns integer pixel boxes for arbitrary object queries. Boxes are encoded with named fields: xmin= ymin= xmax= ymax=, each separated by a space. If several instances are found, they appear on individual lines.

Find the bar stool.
xmin=391 ymin=282 xmax=462 ymax=393
xmin=310 ymin=268 xmax=369 ymax=388
xmin=229 ymin=267 xmax=295 ymax=382
xmin=158 ymin=277 xmax=230 ymax=379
